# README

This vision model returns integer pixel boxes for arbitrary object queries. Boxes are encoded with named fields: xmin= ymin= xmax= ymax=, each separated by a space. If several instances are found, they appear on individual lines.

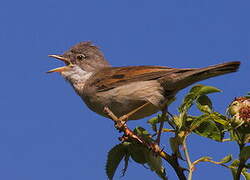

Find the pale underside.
xmin=82 ymin=80 xmax=165 ymax=120
xmin=62 ymin=65 xmax=177 ymax=120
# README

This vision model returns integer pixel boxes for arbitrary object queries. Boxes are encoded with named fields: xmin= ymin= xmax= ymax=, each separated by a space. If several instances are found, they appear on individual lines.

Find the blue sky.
xmin=0 ymin=0 xmax=249 ymax=179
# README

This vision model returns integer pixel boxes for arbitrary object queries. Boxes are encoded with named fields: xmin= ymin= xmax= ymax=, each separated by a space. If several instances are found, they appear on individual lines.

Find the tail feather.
xmin=165 ymin=61 xmax=240 ymax=91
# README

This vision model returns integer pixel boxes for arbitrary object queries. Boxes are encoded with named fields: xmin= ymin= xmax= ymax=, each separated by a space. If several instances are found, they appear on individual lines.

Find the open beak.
xmin=47 ymin=55 xmax=72 ymax=73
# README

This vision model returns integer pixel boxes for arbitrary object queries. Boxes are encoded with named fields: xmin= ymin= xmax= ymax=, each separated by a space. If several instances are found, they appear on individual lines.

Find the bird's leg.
xmin=103 ymin=105 xmax=162 ymax=152
xmin=156 ymin=99 xmax=171 ymax=144
xmin=118 ymin=102 xmax=151 ymax=122
xmin=155 ymin=108 xmax=167 ymax=144
xmin=103 ymin=102 xmax=151 ymax=131
xmin=103 ymin=106 xmax=145 ymax=144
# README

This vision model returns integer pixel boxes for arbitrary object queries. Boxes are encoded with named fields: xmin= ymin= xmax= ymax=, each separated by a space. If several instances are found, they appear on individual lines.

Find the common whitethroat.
xmin=47 ymin=42 xmax=240 ymax=120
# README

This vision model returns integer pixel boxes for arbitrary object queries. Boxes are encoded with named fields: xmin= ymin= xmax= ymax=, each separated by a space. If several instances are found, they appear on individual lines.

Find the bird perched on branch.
xmin=47 ymin=42 xmax=240 ymax=121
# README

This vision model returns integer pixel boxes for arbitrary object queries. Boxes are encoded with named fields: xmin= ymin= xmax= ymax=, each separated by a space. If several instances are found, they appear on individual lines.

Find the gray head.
xmin=47 ymin=42 xmax=111 ymax=92
xmin=47 ymin=41 xmax=110 ymax=74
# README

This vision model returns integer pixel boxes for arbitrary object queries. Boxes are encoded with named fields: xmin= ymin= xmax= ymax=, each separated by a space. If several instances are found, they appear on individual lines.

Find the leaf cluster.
xmin=105 ymin=85 xmax=250 ymax=179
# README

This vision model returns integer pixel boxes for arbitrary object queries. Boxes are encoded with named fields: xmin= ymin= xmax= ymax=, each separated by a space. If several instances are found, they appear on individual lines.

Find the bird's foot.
xmin=103 ymin=106 xmax=164 ymax=155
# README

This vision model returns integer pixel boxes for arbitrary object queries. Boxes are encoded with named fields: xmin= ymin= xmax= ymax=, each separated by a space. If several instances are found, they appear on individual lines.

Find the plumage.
xmin=48 ymin=42 xmax=240 ymax=120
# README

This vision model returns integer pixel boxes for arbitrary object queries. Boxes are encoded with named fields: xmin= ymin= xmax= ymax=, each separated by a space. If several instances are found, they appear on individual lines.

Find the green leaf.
xmin=172 ymin=116 xmax=183 ymax=129
xmin=134 ymin=126 xmax=150 ymax=136
xmin=190 ymin=114 xmax=210 ymax=131
xmin=144 ymin=150 xmax=167 ymax=180
xmin=196 ymin=85 xmax=221 ymax=95
xmin=128 ymin=144 xmax=147 ymax=164
xmin=187 ymin=113 xmax=226 ymax=141
xmin=194 ymin=119 xmax=223 ymax=141
xmin=147 ymin=115 xmax=167 ymax=132
xmin=179 ymin=84 xmax=221 ymax=114
xmin=219 ymin=154 xmax=232 ymax=164
xmin=230 ymin=159 xmax=240 ymax=168
xmin=106 ymin=144 xmax=128 ymax=180
xmin=147 ymin=116 xmax=160 ymax=125
xmin=239 ymin=146 xmax=250 ymax=161
xmin=196 ymin=95 xmax=213 ymax=113
xmin=147 ymin=113 xmax=170 ymax=126
xmin=134 ymin=127 xmax=150 ymax=138
xmin=178 ymin=93 xmax=196 ymax=113
xmin=127 ymin=143 xmax=167 ymax=179
xmin=210 ymin=112 xmax=228 ymax=126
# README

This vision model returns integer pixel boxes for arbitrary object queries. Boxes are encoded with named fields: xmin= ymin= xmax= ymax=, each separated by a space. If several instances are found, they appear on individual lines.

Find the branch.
xmin=235 ymin=143 xmax=246 ymax=180
xmin=235 ymin=161 xmax=245 ymax=180
xmin=104 ymin=107 xmax=187 ymax=180
xmin=193 ymin=158 xmax=229 ymax=169
xmin=192 ymin=157 xmax=248 ymax=179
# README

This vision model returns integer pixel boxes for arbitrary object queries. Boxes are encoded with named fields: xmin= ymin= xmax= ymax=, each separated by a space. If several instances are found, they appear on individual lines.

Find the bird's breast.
xmin=81 ymin=80 xmax=166 ymax=120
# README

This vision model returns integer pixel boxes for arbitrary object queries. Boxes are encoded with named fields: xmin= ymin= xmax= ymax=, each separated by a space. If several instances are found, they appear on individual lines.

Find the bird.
xmin=47 ymin=42 xmax=240 ymax=121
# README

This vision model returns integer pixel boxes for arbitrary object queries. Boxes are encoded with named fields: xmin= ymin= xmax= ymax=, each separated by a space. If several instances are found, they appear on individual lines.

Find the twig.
xmin=104 ymin=106 xmax=187 ymax=180
xmin=198 ymin=159 xmax=230 ymax=168
xmin=222 ymin=138 xmax=231 ymax=142
xmin=235 ymin=161 xmax=245 ymax=180
xmin=192 ymin=157 xmax=247 ymax=179
xmin=162 ymin=129 xmax=175 ymax=133
xmin=235 ymin=143 xmax=246 ymax=180
xmin=183 ymin=136 xmax=193 ymax=180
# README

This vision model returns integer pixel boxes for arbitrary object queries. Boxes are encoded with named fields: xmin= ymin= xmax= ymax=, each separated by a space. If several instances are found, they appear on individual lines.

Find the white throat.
xmin=61 ymin=66 xmax=93 ymax=94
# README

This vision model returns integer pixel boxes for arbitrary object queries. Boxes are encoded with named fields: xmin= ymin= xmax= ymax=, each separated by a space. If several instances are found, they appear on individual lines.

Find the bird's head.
xmin=47 ymin=41 xmax=110 ymax=74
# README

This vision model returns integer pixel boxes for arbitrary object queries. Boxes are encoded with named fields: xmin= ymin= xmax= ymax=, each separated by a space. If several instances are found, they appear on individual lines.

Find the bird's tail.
xmin=166 ymin=61 xmax=240 ymax=91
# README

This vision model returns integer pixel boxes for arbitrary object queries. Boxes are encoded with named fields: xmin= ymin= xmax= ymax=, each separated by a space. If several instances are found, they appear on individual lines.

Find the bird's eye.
xmin=76 ymin=54 xmax=86 ymax=60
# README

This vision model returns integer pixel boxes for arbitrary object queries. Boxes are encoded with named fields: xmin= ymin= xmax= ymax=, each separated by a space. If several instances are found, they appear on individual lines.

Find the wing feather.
xmin=86 ymin=66 xmax=192 ymax=92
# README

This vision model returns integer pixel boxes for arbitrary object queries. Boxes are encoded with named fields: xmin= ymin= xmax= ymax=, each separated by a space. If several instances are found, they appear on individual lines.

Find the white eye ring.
xmin=77 ymin=54 xmax=86 ymax=60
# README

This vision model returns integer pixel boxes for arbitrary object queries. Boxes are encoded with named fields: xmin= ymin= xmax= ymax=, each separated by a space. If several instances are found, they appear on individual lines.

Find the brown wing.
xmin=86 ymin=66 xmax=192 ymax=92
